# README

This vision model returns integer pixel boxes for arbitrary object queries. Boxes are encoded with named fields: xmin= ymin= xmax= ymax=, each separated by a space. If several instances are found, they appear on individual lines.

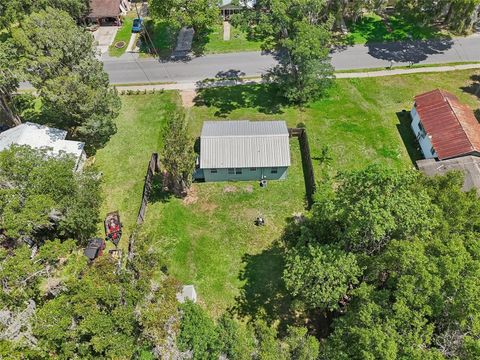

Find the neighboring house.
xmin=0 ymin=122 xmax=86 ymax=172
xmin=88 ymin=0 xmax=130 ymax=23
xmin=199 ymin=120 xmax=291 ymax=182
xmin=411 ymin=89 xmax=480 ymax=161
xmin=176 ymin=285 xmax=197 ymax=303
xmin=220 ymin=0 xmax=255 ymax=19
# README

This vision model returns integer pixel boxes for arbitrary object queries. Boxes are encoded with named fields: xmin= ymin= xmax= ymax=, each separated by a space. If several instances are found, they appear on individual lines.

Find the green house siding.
xmin=203 ymin=166 xmax=288 ymax=182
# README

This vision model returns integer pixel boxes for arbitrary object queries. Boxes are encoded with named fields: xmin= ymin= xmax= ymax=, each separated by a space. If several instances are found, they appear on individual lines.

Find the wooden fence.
xmin=136 ymin=153 xmax=161 ymax=225
xmin=289 ymin=128 xmax=316 ymax=208
xmin=127 ymin=153 xmax=160 ymax=264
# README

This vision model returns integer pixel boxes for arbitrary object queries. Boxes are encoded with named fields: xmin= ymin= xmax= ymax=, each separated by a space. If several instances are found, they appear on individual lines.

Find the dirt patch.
xmin=180 ymin=90 xmax=197 ymax=108
xmin=244 ymin=185 xmax=254 ymax=193
xmin=223 ymin=185 xmax=237 ymax=193
xmin=183 ymin=186 xmax=198 ymax=205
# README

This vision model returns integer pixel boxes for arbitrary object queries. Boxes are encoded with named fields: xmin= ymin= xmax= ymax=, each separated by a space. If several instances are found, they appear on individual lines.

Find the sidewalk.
xmin=113 ymin=63 xmax=480 ymax=91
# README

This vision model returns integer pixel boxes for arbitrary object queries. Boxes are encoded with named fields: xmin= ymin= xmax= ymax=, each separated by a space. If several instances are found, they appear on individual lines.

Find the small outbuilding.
xmin=176 ymin=285 xmax=197 ymax=303
xmin=411 ymin=89 xmax=480 ymax=161
xmin=0 ymin=122 xmax=86 ymax=172
xmin=199 ymin=120 xmax=291 ymax=182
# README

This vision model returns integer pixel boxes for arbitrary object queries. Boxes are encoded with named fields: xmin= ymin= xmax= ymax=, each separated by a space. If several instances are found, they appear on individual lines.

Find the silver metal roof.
xmin=0 ymin=122 xmax=85 ymax=169
xmin=200 ymin=120 xmax=291 ymax=169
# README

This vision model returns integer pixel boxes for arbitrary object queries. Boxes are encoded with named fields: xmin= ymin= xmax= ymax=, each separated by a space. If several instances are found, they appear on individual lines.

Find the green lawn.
xmin=346 ymin=13 xmax=449 ymax=44
xmin=139 ymin=20 xmax=261 ymax=57
xmin=139 ymin=19 xmax=178 ymax=58
xmin=109 ymin=16 xmax=134 ymax=57
xmin=94 ymin=70 xmax=480 ymax=318
xmin=201 ymin=23 xmax=262 ymax=54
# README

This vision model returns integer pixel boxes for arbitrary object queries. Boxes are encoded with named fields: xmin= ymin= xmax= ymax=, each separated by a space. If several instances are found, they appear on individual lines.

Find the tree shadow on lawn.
xmin=194 ymin=80 xmax=287 ymax=117
xmin=396 ymin=111 xmax=423 ymax=165
xmin=460 ymin=74 xmax=480 ymax=100
xmin=148 ymin=173 xmax=173 ymax=203
xmin=231 ymin=242 xmax=295 ymax=334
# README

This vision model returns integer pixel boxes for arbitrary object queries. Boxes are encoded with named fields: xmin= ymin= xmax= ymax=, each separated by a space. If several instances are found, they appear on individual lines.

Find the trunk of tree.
xmin=0 ymin=94 xmax=21 ymax=126
xmin=444 ymin=3 xmax=454 ymax=25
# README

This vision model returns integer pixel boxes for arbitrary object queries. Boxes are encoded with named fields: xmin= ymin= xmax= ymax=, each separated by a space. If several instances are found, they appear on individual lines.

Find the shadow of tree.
xmin=192 ymin=28 xmax=213 ymax=57
xmin=148 ymin=173 xmax=172 ymax=203
xmin=460 ymin=74 xmax=480 ymax=99
xmin=396 ymin=111 xmax=423 ymax=165
xmin=367 ymin=38 xmax=453 ymax=64
xmin=194 ymin=74 xmax=286 ymax=116
xmin=231 ymin=243 xmax=295 ymax=332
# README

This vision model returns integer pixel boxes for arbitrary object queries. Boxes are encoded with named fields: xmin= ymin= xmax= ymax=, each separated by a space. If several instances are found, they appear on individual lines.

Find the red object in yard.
xmin=104 ymin=211 xmax=122 ymax=246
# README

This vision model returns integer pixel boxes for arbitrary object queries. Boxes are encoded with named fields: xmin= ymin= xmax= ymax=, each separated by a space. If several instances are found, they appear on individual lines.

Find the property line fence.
xmin=289 ymin=128 xmax=316 ymax=208
xmin=127 ymin=153 xmax=161 ymax=264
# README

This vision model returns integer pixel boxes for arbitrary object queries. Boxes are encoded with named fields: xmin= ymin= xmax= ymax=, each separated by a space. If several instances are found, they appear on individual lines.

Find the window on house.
xmin=250 ymin=168 xmax=257 ymax=171
xmin=430 ymin=147 xmax=435 ymax=155
xmin=271 ymin=167 xmax=278 ymax=174
xmin=228 ymin=168 xmax=234 ymax=174
xmin=210 ymin=169 xmax=217 ymax=174
xmin=235 ymin=168 xmax=242 ymax=174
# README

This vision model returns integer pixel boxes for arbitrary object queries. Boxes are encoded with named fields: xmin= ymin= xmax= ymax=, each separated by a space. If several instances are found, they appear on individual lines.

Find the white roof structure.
xmin=200 ymin=120 xmax=291 ymax=169
xmin=0 ymin=122 xmax=85 ymax=171
xmin=176 ymin=285 xmax=197 ymax=303
xmin=220 ymin=0 xmax=255 ymax=8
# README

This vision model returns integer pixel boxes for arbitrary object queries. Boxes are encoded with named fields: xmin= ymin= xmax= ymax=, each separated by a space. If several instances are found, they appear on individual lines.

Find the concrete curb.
xmin=112 ymin=64 xmax=480 ymax=91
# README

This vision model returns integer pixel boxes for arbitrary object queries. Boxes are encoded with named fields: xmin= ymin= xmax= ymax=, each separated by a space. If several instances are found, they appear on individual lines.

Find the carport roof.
xmin=89 ymin=0 xmax=122 ymax=18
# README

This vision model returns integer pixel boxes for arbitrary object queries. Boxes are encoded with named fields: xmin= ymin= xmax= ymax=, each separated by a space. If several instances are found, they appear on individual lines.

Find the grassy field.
xmin=94 ymin=70 xmax=480 ymax=318
xmin=201 ymin=23 xmax=262 ymax=54
xmin=109 ymin=16 xmax=135 ymax=57
xmin=139 ymin=19 xmax=178 ymax=58
xmin=346 ymin=13 xmax=449 ymax=45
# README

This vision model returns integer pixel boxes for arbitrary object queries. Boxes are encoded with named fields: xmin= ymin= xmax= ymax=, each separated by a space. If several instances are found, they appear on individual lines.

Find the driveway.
xmin=93 ymin=26 xmax=119 ymax=54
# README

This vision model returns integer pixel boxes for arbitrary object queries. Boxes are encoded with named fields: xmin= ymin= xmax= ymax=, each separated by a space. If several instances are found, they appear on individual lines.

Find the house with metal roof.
xmin=0 ymin=122 xmax=86 ymax=172
xmin=199 ymin=120 xmax=291 ymax=182
xmin=411 ymin=89 xmax=480 ymax=161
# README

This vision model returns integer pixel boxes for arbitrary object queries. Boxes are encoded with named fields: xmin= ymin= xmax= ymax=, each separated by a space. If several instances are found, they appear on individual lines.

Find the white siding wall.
xmin=411 ymin=105 xmax=437 ymax=159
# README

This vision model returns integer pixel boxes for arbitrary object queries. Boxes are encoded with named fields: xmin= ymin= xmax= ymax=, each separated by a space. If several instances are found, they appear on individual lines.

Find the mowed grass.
xmin=202 ymin=23 xmax=262 ymax=54
xmin=94 ymin=92 xmax=179 ymax=238
xmin=346 ymin=13 xmax=449 ymax=45
xmin=109 ymin=16 xmax=134 ymax=57
xmin=95 ymin=70 xmax=480 ymax=316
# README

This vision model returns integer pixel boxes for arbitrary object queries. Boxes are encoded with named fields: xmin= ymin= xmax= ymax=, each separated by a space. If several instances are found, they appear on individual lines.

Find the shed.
xmin=410 ymin=89 xmax=480 ymax=160
xmin=199 ymin=120 xmax=291 ymax=182
xmin=176 ymin=285 xmax=197 ymax=303
xmin=0 ymin=122 xmax=86 ymax=172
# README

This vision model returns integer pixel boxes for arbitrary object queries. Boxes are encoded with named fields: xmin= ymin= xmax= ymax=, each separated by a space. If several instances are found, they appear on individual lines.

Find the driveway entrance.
xmin=93 ymin=26 xmax=119 ymax=54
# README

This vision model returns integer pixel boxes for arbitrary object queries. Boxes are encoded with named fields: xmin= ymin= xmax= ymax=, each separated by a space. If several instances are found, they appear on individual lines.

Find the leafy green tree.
xmin=0 ymin=39 xmax=21 ymax=125
xmin=0 ymin=0 xmax=88 ymax=29
xmin=312 ymin=165 xmax=435 ymax=254
xmin=240 ymin=0 xmax=334 ymax=103
xmin=148 ymin=0 xmax=219 ymax=32
xmin=161 ymin=110 xmax=196 ymax=196
xmin=284 ymin=326 xmax=320 ymax=360
xmin=0 ymin=145 xmax=101 ymax=244
xmin=177 ymin=302 xmax=221 ymax=360
xmin=284 ymin=244 xmax=361 ymax=310
xmin=265 ymin=20 xmax=334 ymax=103
xmin=217 ymin=314 xmax=255 ymax=360
xmin=12 ymin=8 xmax=120 ymax=152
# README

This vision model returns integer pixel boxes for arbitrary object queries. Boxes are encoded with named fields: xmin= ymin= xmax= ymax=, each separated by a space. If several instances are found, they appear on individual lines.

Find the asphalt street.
xmin=102 ymin=35 xmax=480 ymax=85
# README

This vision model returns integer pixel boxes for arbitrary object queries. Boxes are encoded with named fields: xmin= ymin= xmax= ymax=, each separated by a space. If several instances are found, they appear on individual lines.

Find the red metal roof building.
xmin=412 ymin=89 xmax=480 ymax=160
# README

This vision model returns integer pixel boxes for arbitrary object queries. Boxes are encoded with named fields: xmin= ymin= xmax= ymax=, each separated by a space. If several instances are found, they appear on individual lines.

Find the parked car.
xmin=132 ymin=17 xmax=143 ymax=33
